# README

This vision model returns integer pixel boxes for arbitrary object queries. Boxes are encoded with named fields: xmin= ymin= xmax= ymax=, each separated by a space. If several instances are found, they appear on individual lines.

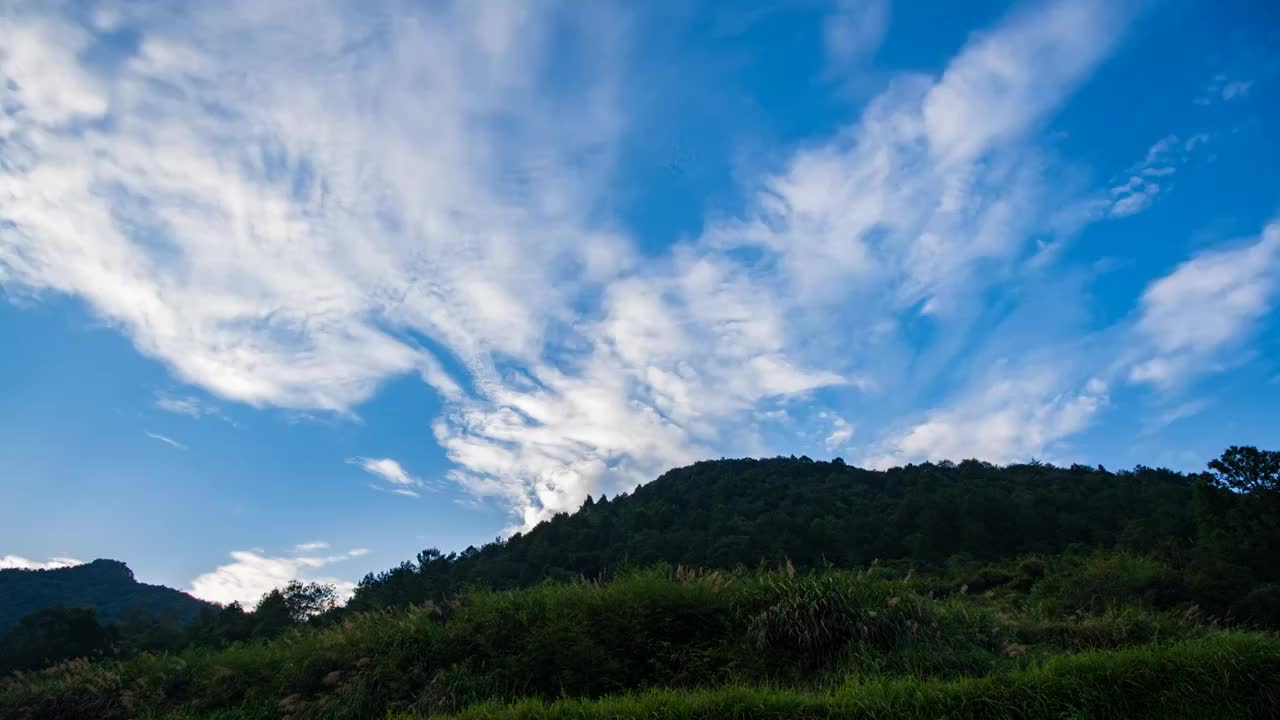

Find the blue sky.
xmin=1 ymin=0 xmax=1278 ymax=604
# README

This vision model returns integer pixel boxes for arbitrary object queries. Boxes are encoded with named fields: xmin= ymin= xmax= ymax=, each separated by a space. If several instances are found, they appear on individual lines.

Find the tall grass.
xmin=0 ymin=565 xmax=1261 ymax=720
xmin=422 ymin=634 xmax=1280 ymax=720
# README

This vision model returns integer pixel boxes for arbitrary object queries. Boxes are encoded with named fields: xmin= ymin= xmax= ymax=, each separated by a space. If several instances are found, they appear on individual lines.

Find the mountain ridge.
xmin=0 ymin=558 xmax=214 ymax=633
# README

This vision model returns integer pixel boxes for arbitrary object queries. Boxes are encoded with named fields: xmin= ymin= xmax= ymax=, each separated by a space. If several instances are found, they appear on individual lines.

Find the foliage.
xmin=1208 ymin=445 xmax=1280 ymax=494
xmin=1028 ymin=553 xmax=1188 ymax=614
xmin=250 ymin=581 xmax=340 ymax=637
xmin=422 ymin=634 xmax=1280 ymax=720
xmin=0 ymin=560 xmax=1257 ymax=720
xmin=346 ymin=456 xmax=1204 ymax=614
xmin=0 ymin=607 xmax=119 ymax=675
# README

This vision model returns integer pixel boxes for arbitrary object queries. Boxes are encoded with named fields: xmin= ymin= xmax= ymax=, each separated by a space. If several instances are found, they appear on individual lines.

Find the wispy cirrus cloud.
xmin=1130 ymin=221 xmax=1280 ymax=387
xmin=144 ymin=431 xmax=187 ymax=450
xmin=870 ymin=219 xmax=1280 ymax=468
xmin=865 ymin=368 xmax=1109 ymax=469
xmin=347 ymin=457 xmax=429 ymax=497
xmin=1107 ymin=133 xmax=1208 ymax=218
xmin=8 ymin=0 xmax=1268 ymax=530
xmin=1198 ymin=73 xmax=1254 ymax=104
xmin=154 ymin=392 xmax=233 ymax=424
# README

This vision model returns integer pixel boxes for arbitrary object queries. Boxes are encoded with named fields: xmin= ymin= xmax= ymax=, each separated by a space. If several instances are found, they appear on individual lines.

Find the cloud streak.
xmin=348 ymin=457 xmax=428 ymax=497
xmin=144 ymin=431 xmax=188 ymax=450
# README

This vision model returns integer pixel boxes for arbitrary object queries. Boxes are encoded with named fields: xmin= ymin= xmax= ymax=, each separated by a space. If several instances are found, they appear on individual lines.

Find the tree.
xmin=1208 ymin=446 xmax=1280 ymax=494
xmin=280 ymin=581 xmax=338 ymax=623
xmin=249 ymin=581 xmax=338 ymax=638
xmin=0 ymin=606 xmax=117 ymax=674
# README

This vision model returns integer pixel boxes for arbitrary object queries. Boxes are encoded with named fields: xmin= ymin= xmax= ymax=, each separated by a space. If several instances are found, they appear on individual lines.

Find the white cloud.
xmin=1107 ymin=133 xmax=1207 ymax=218
xmin=0 ymin=555 xmax=84 ymax=570
xmin=348 ymin=456 xmax=429 ymax=497
xmin=0 ymin=0 xmax=1138 ymax=530
xmin=865 ymin=366 xmax=1108 ymax=468
xmin=1130 ymin=221 xmax=1280 ymax=386
xmin=1 ymin=1 xmax=621 ymax=414
xmin=821 ymin=412 xmax=855 ymax=451
xmin=1109 ymin=177 xmax=1160 ymax=218
xmin=1145 ymin=398 xmax=1210 ymax=433
xmin=713 ymin=0 xmax=1130 ymax=319
xmin=348 ymin=457 xmax=417 ymax=486
xmin=1199 ymin=74 xmax=1253 ymax=104
xmin=188 ymin=546 xmax=368 ymax=606
xmin=864 ymin=215 xmax=1280 ymax=468
xmin=144 ymin=431 xmax=187 ymax=450
xmin=293 ymin=541 xmax=329 ymax=552
xmin=922 ymin=0 xmax=1132 ymax=166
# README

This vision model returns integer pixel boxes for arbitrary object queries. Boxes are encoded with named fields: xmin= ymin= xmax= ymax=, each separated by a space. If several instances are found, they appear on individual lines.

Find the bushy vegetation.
xmin=1 ymin=447 xmax=1276 ymax=718
xmin=423 ymin=634 xmax=1280 ymax=720
xmin=0 ymin=561 xmax=1270 ymax=719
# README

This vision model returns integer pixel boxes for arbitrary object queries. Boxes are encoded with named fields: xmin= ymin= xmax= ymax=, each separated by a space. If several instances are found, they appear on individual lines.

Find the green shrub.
xmin=1230 ymin=584 xmax=1280 ymax=628
xmin=741 ymin=574 xmax=923 ymax=667
xmin=1008 ymin=558 xmax=1045 ymax=591
xmin=1032 ymin=553 xmax=1187 ymax=613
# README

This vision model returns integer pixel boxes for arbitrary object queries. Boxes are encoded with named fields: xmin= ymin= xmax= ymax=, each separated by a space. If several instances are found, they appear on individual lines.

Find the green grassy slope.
xmin=426 ymin=635 xmax=1280 ymax=720
xmin=3 ymin=565 xmax=1275 ymax=719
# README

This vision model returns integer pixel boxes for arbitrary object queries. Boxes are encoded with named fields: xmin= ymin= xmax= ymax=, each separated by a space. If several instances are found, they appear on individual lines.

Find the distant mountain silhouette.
xmin=0 ymin=559 xmax=214 ymax=633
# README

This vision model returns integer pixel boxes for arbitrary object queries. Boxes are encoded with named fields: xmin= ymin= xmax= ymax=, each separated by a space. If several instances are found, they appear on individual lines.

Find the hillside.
xmin=0 ymin=559 xmax=213 ymax=633
xmin=347 ymin=457 xmax=1200 ymax=610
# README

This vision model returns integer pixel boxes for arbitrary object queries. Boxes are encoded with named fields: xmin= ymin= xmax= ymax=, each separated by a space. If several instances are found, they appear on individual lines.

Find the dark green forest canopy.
xmin=346 ymin=457 xmax=1205 ymax=611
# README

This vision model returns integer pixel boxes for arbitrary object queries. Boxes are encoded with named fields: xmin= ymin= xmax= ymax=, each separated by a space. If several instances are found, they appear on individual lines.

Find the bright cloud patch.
xmin=867 ymin=372 xmax=1109 ymax=468
xmin=188 ymin=546 xmax=368 ymax=606
xmin=1131 ymin=222 xmax=1280 ymax=386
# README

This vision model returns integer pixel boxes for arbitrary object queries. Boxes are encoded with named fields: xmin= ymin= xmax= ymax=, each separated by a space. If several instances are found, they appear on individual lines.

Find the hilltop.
xmin=346 ymin=456 xmax=1201 ymax=609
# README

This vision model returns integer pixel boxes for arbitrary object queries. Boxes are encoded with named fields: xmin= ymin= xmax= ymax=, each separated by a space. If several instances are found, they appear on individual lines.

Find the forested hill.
xmin=0 ymin=559 xmax=213 ymax=633
xmin=348 ymin=457 xmax=1201 ymax=610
